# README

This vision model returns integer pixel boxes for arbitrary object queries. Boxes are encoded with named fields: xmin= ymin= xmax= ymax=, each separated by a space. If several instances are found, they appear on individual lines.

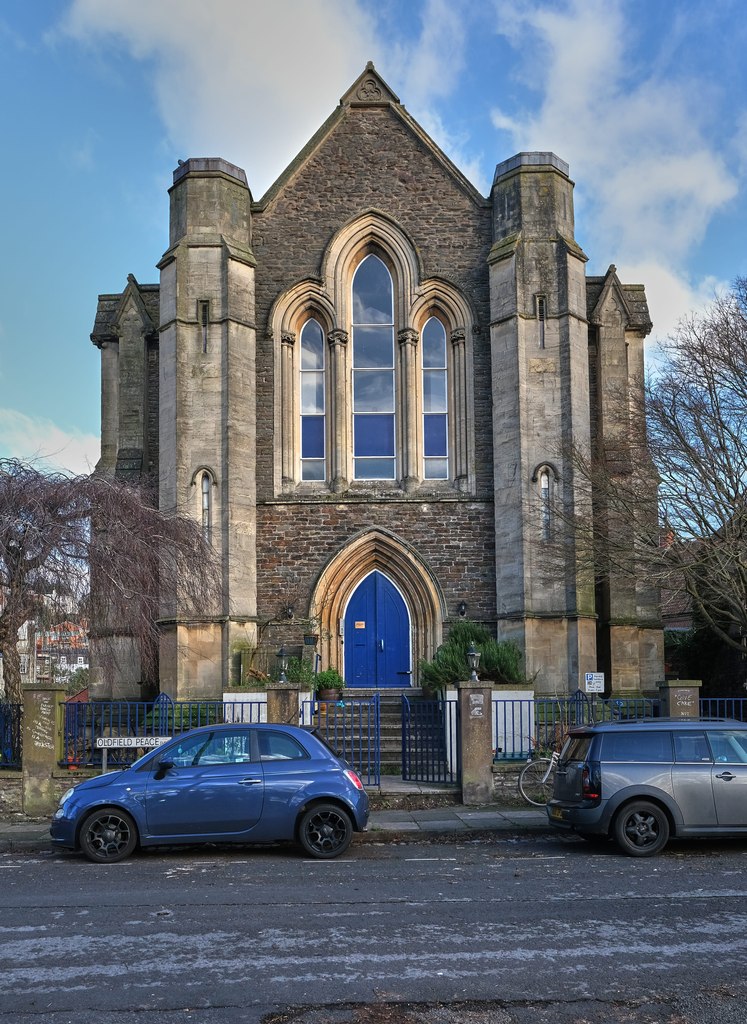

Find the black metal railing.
xmin=0 ymin=702 xmax=22 ymax=769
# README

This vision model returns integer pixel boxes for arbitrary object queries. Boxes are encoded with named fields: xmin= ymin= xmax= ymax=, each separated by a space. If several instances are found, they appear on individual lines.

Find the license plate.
xmin=549 ymin=807 xmax=564 ymax=821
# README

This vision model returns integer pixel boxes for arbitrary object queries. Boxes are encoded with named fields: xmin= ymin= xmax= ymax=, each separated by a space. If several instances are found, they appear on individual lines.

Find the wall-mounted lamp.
xmin=467 ymin=642 xmax=481 ymax=682
xmin=456 ymin=601 xmax=467 ymax=618
xmin=276 ymin=645 xmax=289 ymax=683
xmin=284 ymin=606 xmax=294 ymax=620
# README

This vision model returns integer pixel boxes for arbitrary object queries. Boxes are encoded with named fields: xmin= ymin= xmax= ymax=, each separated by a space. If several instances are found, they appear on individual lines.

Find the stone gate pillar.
xmin=658 ymin=679 xmax=702 ymax=719
xmin=22 ymin=682 xmax=67 ymax=816
xmin=266 ymin=681 xmax=300 ymax=724
xmin=457 ymin=678 xmax=494 ymax=804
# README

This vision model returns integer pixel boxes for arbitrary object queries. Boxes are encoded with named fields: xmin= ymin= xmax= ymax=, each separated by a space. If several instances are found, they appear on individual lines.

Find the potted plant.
xmin=300 ymin=616 xmax=321 ymax=647
xmin=313 ymin=668 xmax=345 ymax=700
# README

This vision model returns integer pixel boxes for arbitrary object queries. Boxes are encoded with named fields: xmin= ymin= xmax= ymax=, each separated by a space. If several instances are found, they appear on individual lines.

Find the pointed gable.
xmin=587 ymin=264 xmax=652 ymax=335
xmin=341 ymin=62 xmax=400 ymax=108
xmin=255 ymin=62 xmax=486 ymax=211
xmin=91 ymin=274 xmax=159 ymax=348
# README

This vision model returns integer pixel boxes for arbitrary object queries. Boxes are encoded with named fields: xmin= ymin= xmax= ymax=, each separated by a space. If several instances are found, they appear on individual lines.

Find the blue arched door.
xmin=344 ymin=572 xmax=411 ymax=688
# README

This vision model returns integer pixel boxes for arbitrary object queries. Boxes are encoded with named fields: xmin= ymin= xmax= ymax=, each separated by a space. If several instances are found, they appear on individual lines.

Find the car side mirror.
xmin=154 ymin=759 xmax=175 ymax=780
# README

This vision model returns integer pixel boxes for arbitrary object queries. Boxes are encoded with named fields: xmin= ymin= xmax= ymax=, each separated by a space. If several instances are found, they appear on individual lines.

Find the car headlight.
xmin=58 ymin=787 xmax=76 ymax=807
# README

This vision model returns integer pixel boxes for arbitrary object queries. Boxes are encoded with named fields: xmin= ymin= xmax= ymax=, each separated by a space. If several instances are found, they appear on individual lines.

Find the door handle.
xmin=239 ymin=778 xmax=263 ymax=785
xmin=716 ymin=772 xmax=736 ymax=781
xmin=378 ymin=639 xmax=384 ymax=651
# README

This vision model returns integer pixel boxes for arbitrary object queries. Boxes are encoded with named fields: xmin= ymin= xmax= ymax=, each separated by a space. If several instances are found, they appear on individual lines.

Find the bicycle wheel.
xmin=518 ymin=758 xmax=554 ymax=806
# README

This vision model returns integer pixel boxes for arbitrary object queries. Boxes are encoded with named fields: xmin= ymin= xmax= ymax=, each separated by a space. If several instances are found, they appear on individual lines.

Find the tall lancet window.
xmin=352 ymin=255 xmax=395 ymax=480
xmin=201 ymin=472 xmax=212 ymax=541
xmin=540 ymin=469 xmax=552 ymax=541
xmin=300 ymin=318 xmax=326 ymax=481
xmin=422 ymin=316 xmax=448 ymax=479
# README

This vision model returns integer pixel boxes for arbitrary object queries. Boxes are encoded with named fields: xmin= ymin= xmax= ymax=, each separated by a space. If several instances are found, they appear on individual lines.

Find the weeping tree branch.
xmin=0 ymin=460 xmax=220 ymax=703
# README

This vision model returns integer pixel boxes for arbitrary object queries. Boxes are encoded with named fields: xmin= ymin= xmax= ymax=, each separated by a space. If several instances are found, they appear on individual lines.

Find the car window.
xmin=258 ymin=731 xmax=309 ymax=762
xmin=673 ymin=732 xmax=711 ymax=762
xmin=167 ymin=730 xmax=252 ymax=766
xmin=706 ymin=730 xmax=747 ymax=764
xmin=561 ymin=736 xmax=592 ymax=762
xmin=600 ymin=731 xmax=673 ymax=762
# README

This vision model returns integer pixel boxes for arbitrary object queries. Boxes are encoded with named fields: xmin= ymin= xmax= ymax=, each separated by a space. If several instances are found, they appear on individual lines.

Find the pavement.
xmin=0 ymin=775 xmax=551 ymax=854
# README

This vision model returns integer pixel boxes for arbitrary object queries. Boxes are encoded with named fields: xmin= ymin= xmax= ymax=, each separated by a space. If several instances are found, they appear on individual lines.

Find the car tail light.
xmin=344 ymin=768 xmax=365 ymax=791
xmin=582 ymin=761 xmax=601 ymax=801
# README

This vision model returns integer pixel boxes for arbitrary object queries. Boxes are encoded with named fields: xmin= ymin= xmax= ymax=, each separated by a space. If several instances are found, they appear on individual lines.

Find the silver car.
xmin=546 ymin=719 xmax=747 ymax=856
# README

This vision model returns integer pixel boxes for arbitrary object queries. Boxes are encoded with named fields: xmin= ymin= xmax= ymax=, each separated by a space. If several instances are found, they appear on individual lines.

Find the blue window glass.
xmin=422 ymin=317 xmax=448 ymax=480
xmin=354 ymin=457 xmax=396 ymax=479
xmin=424 ymin=415 xmax=447 ymax=457
xmin=352 ymin=256 xmax=395 ymax=480
xmin=302 ymin=416 xmax=325 ymax=459
xmin=300 ymin=319 xmax=326 ymax=481
xmin=355 ymin=414 xmax=395 ymax=457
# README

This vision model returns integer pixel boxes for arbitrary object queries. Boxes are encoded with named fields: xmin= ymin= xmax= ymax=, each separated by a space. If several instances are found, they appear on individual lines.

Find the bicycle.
xmin=518 ymin=749 xmax=560 ymax=806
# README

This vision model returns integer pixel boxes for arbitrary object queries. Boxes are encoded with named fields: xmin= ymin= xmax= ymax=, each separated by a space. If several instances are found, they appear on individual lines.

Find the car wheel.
xmin=79 ymin=808 xmax=138 ymax=863
xmin=613 ymin=801 xmax=669 ymax=857
xmin=298 ymin=803 xmax=353 ymax=859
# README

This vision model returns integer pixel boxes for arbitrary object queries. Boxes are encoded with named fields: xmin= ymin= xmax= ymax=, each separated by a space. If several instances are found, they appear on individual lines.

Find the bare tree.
xmin=551 ymin=279 xmax=747 ymax=654
xmin=0 ymin=460 xmax=219 ymax=703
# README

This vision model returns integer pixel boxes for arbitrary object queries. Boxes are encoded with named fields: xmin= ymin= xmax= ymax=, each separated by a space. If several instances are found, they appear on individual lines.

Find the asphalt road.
xmin=3 ymin=833 xmax=747 ymax=1024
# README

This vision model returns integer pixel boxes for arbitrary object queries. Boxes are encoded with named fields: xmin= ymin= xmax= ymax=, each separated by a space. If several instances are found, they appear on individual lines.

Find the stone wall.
xmin=252 ymin=103 xmax=494 ymax=503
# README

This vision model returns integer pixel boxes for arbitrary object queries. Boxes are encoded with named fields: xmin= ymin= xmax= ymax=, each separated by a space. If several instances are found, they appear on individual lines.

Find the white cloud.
xmin=62 ymin=0 xmax=382 ymax=197
xmin=398 ymin=0 xmax=468 ymax=106
xmin=616 ymin=262 xmax=728 ymax=345
xmin=60 ymin=0 xmax=487 ymax=196
xmin=0 ymin=409 xmax=99 ymax=475
xmin=490 ymin=0 xmax=738 ymax=269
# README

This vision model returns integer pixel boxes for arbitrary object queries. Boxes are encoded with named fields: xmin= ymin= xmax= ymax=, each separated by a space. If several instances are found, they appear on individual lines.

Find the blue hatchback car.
xmin=51 ymin=723 xmax=369 ymax=863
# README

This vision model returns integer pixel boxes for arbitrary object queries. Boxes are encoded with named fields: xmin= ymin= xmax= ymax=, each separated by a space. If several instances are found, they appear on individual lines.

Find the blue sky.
xmin=2 ymin=0 xmax=746 ymax=474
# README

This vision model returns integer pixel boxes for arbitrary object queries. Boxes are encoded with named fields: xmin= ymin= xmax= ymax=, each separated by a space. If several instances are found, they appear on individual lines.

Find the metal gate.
xmin=301 ymin=693 xmax=381 ymax=786
xmin=401 ymin=696 xmax=460 ymax=784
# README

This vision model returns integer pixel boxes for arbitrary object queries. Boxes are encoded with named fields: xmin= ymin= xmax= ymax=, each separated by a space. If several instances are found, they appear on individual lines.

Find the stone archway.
xmin=310 ymin=529 xmax=445 ymax=687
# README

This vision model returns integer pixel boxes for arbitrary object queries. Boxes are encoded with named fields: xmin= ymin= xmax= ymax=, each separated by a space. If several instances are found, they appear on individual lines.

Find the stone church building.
xmin=90 ymin=64 xmax=663 ymax=700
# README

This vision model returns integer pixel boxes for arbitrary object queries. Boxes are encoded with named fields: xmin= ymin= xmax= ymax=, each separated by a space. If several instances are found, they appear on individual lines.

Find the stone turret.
xmin=489 ymin=153 xmax=595 ymax=693
xmin=157 ymin=158 xmax=258 ymax=698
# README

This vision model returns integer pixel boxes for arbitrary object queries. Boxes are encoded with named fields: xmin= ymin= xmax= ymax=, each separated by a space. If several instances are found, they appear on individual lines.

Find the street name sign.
xmin=95 ymin=736 xmax=171 ymax=748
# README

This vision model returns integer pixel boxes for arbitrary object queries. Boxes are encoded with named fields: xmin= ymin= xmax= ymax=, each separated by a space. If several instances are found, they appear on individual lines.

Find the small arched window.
xmin=201 ymin=472 xmax=212 ymax=541
xmin=422 ymin=317 xmax=448 ymax=479
xmin=539 ymin=469 xmax=551 ymax=540
xmin=300 ymin=319 xmax=326 ymax=481
xmin=352 ymin=254 xmax=395 ymax=480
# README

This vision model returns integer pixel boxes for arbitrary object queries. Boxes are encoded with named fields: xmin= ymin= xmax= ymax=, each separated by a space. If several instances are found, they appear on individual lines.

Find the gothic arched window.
xmin=352 ymin=254 xmax=395 ymax=480
xmin=300 ymin=318 xmax=326 ymax=481
xmin=201 ymin=472 xmax=212 ymax=541
xmin=532 ymin=463 xmax=559 ymax=542
xmin=422 ymin=316 xmax=448 ymax=480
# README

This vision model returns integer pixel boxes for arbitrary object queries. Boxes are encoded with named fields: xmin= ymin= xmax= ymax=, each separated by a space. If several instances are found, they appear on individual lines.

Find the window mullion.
xmin=399 ymin=328 xmax=419 ymax=490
